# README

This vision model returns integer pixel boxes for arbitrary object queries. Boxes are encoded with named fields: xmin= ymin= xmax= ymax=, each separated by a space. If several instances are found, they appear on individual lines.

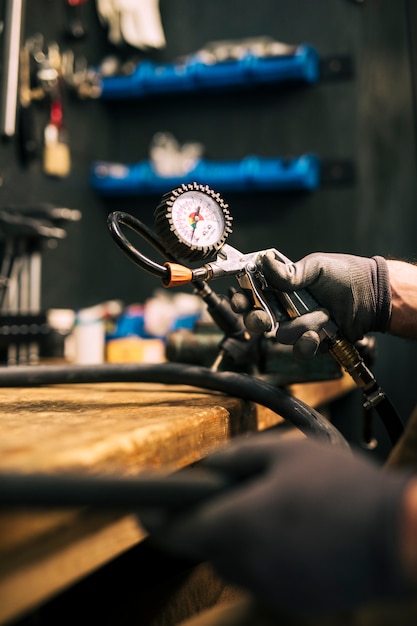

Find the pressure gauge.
xmin=154 ymin=183 xmax=233 ymax=261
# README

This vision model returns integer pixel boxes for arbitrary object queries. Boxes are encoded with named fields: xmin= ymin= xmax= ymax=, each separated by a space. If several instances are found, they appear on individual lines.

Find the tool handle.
xmin=1 ymin=0 xmax=25 ymax=137
xmin=252 ymin=248 xmax=338 ymax=335
xmin=65 ymin=0 xmax=88 ymax=39
xmin=251 ymin=251 xmax=388 ymax=404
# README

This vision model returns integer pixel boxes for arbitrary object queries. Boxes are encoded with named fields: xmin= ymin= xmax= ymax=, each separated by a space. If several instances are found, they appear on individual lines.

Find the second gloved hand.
xmin=143 ymin=433 xmax=412 ymax=615
xmin=239 ymin=251 xmax=392 ymax=358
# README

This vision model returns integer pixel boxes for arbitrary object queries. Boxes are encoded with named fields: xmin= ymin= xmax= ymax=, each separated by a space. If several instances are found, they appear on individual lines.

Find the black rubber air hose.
xmin=0 ymin=465 xmax=231 ymax=510
xmin=0 ymin=362 xmax=348 ymax=448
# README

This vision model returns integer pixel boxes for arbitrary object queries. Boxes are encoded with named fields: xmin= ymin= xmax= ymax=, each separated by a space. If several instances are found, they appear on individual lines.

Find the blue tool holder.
xmin=99 ymin=45 xmax=320 ymax=99
xmin=90 ymin=154 xmax=321 ymax=196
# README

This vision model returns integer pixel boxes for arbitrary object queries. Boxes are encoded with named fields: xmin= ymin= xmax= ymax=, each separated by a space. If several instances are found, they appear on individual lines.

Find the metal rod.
xmin=1 ymin=0 xmax=25 ymax=137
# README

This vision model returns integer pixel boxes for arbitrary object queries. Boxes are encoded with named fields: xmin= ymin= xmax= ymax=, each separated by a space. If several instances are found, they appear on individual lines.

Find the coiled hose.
xmin=0 ymin=362 xmax=350 ymax=509
xmin=0 ymin=362 xmax=348 ymax=447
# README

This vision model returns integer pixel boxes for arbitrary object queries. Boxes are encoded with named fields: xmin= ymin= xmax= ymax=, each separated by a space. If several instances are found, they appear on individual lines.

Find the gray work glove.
xmin=143 ymin=433 xmax=413 ymax=616
xmin=236 ymin=251 xmax=392 ymax=359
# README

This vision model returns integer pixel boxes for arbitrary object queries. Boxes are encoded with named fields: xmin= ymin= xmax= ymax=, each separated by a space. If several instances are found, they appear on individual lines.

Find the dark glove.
xmin=235 ymin=251 xmax=391 ymax=359
xmin=144 ymin=433 xmax=412 ymax=615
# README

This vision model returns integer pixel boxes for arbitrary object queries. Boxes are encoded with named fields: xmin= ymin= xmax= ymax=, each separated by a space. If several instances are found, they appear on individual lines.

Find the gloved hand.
xmin=234 ymin=251 xmax=392 ymax=359
xmin=143 ymin=433 xmax=412 ymax=615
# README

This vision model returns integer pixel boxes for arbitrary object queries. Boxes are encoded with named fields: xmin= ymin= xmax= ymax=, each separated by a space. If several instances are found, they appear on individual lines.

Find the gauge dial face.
xmin=171 ymin=190 xmax=225 ymax=248
xmin=154 ymin=183 xmax=232 ymax=261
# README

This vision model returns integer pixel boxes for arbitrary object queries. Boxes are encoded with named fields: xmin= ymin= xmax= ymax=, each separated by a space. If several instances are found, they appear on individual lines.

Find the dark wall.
xmin=1 ymin=0 xmax=417 ymax=441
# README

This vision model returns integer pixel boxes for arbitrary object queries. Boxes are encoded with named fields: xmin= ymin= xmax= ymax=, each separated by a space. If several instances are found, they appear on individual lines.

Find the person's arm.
xmin=387 ymin=260 xmax=417 ymax=339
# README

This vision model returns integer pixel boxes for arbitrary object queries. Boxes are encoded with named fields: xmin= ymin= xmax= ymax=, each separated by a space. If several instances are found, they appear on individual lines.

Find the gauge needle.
xmin=190 ymin=206 xmax=201 ymax=241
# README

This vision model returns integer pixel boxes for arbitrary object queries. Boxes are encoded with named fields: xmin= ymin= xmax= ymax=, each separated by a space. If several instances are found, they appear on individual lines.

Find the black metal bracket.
xmin=320 ymin=160 xmax=356 ymax=187
xmin=319 ymin=55 xmax=355 ymax=81
xmin=0 ymin=313 xmax=49 ymax=347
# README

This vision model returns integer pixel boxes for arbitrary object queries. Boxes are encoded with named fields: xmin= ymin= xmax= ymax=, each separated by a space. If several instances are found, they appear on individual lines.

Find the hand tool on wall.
xmin=18 ymin=36 xmax=72 ymax=175
xmin=19 ymin=34 xmax=48 ymax=106
xmin=3 ymin=203 xmax=82 ymax=224
xmin=43 ymin=98 xmax=71 ymax=177
xmin=18 ymin=37 xmax=46 ymax=163
xmin=0 ymin=205 xmax=77 ymax=364
xmin=96 ymin=0 xmax=166 ymax=49
xmin=107 ymin=182 xmax=404 ymax=447
xmin=65 ymin=0 xmax=88 ymax=40
xmin=0 ymin=0 xmax=25 ymax=137
xmin=35 ymin=42 xmax=71 ymax=177
xmin=60 ymin=49 xmax=101 ymax=98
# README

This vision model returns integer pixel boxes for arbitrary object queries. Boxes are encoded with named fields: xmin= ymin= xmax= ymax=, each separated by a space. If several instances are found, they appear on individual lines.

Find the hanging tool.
xmin=35 ymin=43 xmax=71 ymax=177
xmin=18 ymin=36 xmax=72 ymax=174
xmin=17 ymin=37 xmax=46 ymax=163
xmin=43 ymin=98 xmax=71 ymax=177
xmin=0 ymin=205 xmax=74 ymax=364
xmin=0 ymin=0 xmax=25 ymax=137
xmin=2 ymin=203 xmax=82 ymax=225
xmin=65 ymin=0 xmax=88 ymax=39
xmin=107 ymin=182 xmax=404 ymax=446
xmin=96 ymin=0 xmax=166 ymax=49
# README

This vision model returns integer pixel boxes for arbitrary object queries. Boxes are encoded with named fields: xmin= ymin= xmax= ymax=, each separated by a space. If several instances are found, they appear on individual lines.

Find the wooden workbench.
xmin=0 ymin=375 xmax=354 ymax=625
